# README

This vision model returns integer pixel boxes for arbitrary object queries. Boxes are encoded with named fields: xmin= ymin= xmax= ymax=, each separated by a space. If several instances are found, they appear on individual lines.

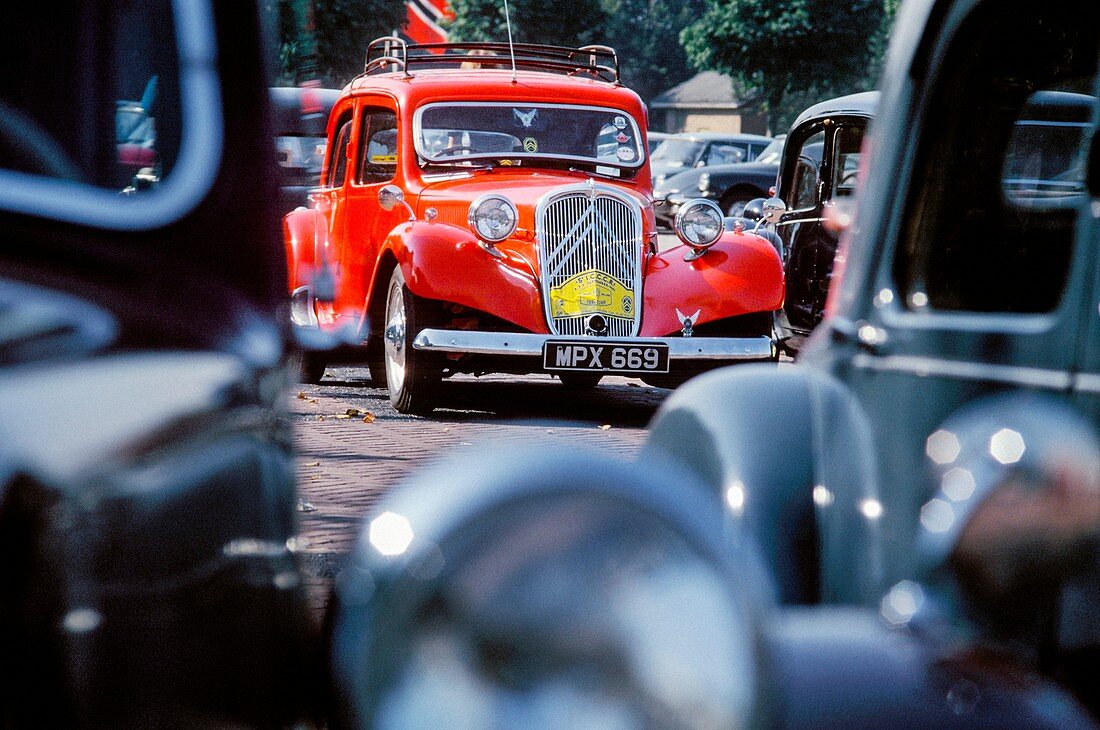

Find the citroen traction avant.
xmin=284 ymin=39 xmax=783 ymax=412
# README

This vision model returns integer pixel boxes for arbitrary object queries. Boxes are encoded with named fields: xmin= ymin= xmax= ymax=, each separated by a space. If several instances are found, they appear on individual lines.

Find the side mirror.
xmin=378 ymin=184 xmax=415 ymax=221
xmin=377 ymin=184 xmax=405 ymax=211
xmin=741 ymin=197 xmax=767 ymax=222
xmin=761 ymin=197 xmax=786 ymax=224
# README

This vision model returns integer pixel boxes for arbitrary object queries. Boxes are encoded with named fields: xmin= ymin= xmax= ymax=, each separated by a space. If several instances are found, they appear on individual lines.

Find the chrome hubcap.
xmin=384 ymin=284 xmax=406 ymax=394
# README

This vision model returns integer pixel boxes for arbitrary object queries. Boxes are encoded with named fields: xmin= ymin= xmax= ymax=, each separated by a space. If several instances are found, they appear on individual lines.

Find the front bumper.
xmin=413 ymin=329 xmax=775 ymax=361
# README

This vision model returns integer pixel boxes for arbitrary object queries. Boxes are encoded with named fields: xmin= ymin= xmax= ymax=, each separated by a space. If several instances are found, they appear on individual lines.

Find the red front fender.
xmin=641 ymin=230 xmax=784 ymax=337
xmin=381 ymin=222 xmax=548 ymax=334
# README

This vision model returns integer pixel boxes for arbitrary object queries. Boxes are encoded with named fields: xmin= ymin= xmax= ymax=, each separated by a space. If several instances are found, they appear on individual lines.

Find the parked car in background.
xmin=284 ymin=39 xmax=783 ymax=411
xmin=646 ymin=129 xmax=671 ymax=154
xmin=650 ymin=131 xmax=773 ymax=187
xmin=271 ymin=85 xmax=341 ymax=212
xmin=330 ymin=0 xmax=1100 ymax=724
xmin=0 ymin=1 xmax=316 ymax=726
xmin=770 ymin=92 xmax=877 ymax=354
xmin=653 ymin=134 xmax=784 ymax=226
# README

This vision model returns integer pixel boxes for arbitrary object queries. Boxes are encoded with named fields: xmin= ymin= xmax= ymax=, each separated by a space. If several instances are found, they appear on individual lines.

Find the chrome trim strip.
xmin=851 ymin=353 xmax=1073 ymax=390
xmin=413 ymin=328 xmax=774 ymax=360
xmin=1075 ymin=373 xmax=1100 ymax=394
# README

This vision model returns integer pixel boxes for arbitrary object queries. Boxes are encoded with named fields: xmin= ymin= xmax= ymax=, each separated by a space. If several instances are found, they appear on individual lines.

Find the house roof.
xmin=649 ymin=71 xmax=758 ymax=110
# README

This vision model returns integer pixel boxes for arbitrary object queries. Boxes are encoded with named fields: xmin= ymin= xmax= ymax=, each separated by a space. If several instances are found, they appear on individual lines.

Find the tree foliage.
xmin=445 ymin=0 xmax=605 ymax=47
xmin=682 ymin=0 xmax=888 ymax=130
xmin=312 ymin=0 xmax=407 ymax=86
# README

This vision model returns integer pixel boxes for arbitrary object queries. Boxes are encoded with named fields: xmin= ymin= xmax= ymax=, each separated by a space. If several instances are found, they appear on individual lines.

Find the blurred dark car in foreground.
xmin=654 ymin=134 xmax=784 ymax=227
xmin=329 ymin=0 xmax=1100 ymax=725
xmin=650 ymin=131 xmax=773 ymax=187
xmin=0 ymin=1 xmax=317 ymax=725
xmin=271 ymin=85 xmax=340 ymax=213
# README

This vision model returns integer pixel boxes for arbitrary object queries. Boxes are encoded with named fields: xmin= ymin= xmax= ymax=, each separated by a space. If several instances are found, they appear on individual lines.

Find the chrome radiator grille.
xmin=537 ymin=187 xmax=643 ymax=337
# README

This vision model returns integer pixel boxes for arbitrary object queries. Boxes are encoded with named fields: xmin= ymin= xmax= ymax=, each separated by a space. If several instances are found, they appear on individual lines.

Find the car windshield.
xmin=651 ymin=139 xmax=703 ymax=167
xmin=1002 ymin=122 xmax=1092 ymax=202
xmin=753 ymin=138 xmax=784 ymax=165
xmin=415 ymin=103 xmax=644 ymax=168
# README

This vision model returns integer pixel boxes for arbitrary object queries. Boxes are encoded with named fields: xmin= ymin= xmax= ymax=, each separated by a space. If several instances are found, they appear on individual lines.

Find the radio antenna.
xmin=503 ymin=0 xmax=517 ymax=83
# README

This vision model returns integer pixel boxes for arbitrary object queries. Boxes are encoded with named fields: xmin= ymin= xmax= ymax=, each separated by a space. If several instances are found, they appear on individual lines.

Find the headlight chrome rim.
xmin=674 ymin=198 xmax=724 ymax=250
xmin=468 ymin=193 xmax=518 ymax=243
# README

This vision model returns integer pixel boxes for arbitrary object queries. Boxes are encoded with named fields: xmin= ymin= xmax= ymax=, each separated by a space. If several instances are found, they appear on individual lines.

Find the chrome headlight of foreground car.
xmin=468 ymin=193 xmax=518 ymax=243
xmin=331 ymin=448 xmax=763 ymax=729
xmin=674 ymin=199 xmax=724 ymax=260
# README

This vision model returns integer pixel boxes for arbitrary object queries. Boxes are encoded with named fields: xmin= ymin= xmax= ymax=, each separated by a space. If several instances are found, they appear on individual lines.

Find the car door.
xmin=776 ymin=126 xmax=827 ymax=340
xmin=778 ymin=121 xmax=868 ymax=344
xmin=311 ymin=102 xmax=355 ymax=328
xmin=821 ymin=4 xmax=1098 ymax=588
xmin=339 ymin=98 xmax=404 ymax=332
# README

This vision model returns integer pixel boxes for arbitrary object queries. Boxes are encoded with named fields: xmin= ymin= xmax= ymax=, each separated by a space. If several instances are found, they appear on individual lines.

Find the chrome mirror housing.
xmin=377 ymin=184 xmax=405 ymax=211
xmin=761 ymin=197 xmax=786 ymax=224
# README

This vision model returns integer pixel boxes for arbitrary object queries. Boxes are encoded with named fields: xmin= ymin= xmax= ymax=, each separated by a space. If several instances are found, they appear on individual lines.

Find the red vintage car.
xmin=285 ymin=39 xmax=784 ymax=413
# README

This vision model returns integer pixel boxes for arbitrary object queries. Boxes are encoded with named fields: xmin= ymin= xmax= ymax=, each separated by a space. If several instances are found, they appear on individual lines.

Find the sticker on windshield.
xmin=370 ymin=154 xmax=397 ymax=164
xmin=523 ymin=137 xmax=539 ymax=153
xmin=615 ymin=132 xmax=629 ymax=144
xmin=613 ymin=116 xmax=627 ymax=129
xmin=514 ymin=108 xmax=539 ymax=128
xmin=616 ymin=147 xmax=635 ymax=162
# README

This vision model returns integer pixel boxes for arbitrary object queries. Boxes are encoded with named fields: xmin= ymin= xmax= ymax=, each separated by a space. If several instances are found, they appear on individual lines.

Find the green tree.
xmin=312 ymin=0 xmax=407 ymax=86
xmin=682 ymin=0 xmax=887 ymax=130
xmin=445 ymin=0 xmax=605 ymax=47
xmin=601 ymin=0 xmax=707 ymax=103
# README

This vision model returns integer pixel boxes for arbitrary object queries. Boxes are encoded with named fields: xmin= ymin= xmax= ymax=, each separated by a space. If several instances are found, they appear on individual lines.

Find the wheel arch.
xmin=642 ymin=364 xmax=882 ymax=605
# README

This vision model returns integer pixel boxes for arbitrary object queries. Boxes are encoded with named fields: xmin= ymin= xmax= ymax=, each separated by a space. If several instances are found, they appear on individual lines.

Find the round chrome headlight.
xmin=674 ymin=199 xmax=723 ymax=249
xmin=468 ymin=194 xmax=518 ymax=243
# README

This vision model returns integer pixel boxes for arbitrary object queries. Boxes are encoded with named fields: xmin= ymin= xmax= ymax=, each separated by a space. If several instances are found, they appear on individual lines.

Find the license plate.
xmin=543 ymin=341 xmax=670 ymax=374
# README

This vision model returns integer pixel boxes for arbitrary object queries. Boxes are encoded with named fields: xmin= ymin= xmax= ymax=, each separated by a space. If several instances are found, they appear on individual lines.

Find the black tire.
xmin=722 ymin=194 xmax=755 ymax=218
xmin=297 ymin=353 xmax=327 ymax=384
xmin=383 ymin=268 xmax=441 ymax=414
xmin=367 ymin=335 xmax=387 ymax=386
xmin=558 ymin=372 xmax=603 ymax=389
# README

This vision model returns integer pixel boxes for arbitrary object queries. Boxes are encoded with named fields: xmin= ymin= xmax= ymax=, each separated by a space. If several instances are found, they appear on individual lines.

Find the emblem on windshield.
xmin=523 ymin=137 xmax=538 ymax=153
xmin=514 ymin=108 xmax=539 ymax=128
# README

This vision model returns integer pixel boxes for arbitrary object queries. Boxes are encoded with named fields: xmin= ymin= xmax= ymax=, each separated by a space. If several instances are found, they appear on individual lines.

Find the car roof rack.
xmin=362 ymin=37 xmax=620 ymax=84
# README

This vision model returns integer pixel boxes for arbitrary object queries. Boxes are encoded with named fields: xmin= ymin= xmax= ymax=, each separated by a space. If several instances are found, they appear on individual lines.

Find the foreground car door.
xmin=807 ymin=1 xmax=1099 ymax=586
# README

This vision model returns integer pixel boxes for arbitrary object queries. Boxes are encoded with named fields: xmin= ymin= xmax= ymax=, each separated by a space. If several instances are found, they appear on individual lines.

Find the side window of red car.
xmin=327 ymin=114 xmax=353 ymax=188
xmin=357 ymin=107 xmax=399 ymax=185
xmin=892 ymin=0 xmax=1098 ymax=313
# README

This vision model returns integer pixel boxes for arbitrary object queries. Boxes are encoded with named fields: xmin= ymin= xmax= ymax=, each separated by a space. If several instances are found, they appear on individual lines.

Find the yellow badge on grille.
xmin=550 ymin=270 xmax=634 ymax=318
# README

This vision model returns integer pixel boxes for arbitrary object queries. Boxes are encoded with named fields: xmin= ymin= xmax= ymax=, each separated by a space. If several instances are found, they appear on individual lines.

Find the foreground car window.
xmin=0 ymin=0 xmax=220 ymax=229
xmin=415 ymin=102 xmax=644 ymax=168
xmin=894 ymin=0 xmax=1098 ymax=313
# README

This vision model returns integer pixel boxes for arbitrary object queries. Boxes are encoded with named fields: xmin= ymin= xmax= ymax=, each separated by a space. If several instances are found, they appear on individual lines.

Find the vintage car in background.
xmin=649 ymin=130 xmax=773 ymax=187
xmin=770 ymin=92 xmax=877 ymax=354
xmin=654 ymin=134 xmax=784 ymax=226
xmin=330 ymin=0 xmax=1100 ymax=724
xmin=271 ymin=85 xmax=341 ymax=213
xmin=284 ymin=39 xmax=784 ymax=412
xmin=0 ymin=0 xmax=317 ymax=725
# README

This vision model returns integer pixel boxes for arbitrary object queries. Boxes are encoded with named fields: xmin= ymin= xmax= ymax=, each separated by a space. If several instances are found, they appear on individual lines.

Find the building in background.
xmin=649 ymin=71 xmax=768 ymax=135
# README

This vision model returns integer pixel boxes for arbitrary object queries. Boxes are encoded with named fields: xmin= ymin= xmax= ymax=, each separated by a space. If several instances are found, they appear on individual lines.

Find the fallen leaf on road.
xmin=297 ymin=499 xmax=317 ymax=512
xmin=443 ymin=427 xmax=450 ymax=432
xmin=309 ymin=399 xmax=318 ymax=404
xmin=297 ymin=392 xmax=307 ymax=399
xmin=599 ymin=424 xmax=611 ymax=430
xmin=335 ymin=414 xmax=351 ymax=419
xmin=305 ymin=461 xmax=320 ymax=467
xmin=362 ymin=412 xmax=376 ymax=423
xmin=345 ymin=408 xmax=361 ymax=416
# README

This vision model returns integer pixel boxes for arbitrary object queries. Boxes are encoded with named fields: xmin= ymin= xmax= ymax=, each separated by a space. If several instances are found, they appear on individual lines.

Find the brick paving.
xmin=286 ymin=367 xmax=669 ymax=614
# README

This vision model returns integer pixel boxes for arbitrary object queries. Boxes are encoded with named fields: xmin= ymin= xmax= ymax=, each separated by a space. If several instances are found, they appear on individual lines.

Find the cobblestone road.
xmin=288 ymin=367 xmax=671 ymax=613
